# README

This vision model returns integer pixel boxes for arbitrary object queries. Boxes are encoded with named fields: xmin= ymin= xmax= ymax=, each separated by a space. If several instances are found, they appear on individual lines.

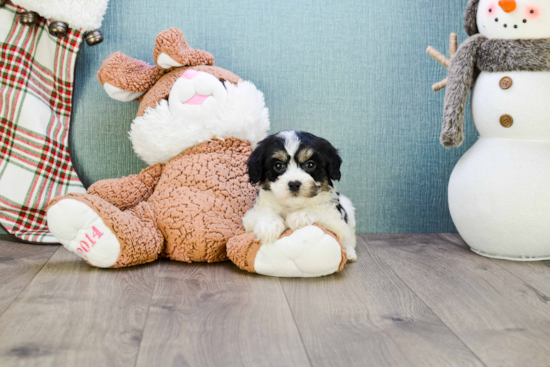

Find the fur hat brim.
xmin=465 ymin=0 xmax=480 ymax=36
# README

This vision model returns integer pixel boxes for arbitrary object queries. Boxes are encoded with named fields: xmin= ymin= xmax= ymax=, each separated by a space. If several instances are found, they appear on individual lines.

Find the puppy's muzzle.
xmin=288 ymin=181 xmax=302 ymax=192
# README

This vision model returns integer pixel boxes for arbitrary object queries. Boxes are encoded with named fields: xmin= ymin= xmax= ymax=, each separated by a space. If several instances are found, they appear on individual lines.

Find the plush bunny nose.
xmin=182 ymin=69 xmax=199 ymax=79
xmin=499 ymin=0 xmax=517 ymax=13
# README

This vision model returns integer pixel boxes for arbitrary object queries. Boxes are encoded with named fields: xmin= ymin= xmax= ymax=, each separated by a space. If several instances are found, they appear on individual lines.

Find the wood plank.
xmin=279 ymin=236 xmax=483 ymax=367
xmin=0 ymin=247 xmax=160 ymax=367
xmin=363 ymin=233 xmax=550 ymax=367
xmin=491 ymin=260 xmax=550 ymax=298
xmin=0 ymin=236 xmax=59 ymax=317
xmin=135 ymin=260 xmax=311 ymax=367
xmin=446 ymin=234 xmax=550 ymax=304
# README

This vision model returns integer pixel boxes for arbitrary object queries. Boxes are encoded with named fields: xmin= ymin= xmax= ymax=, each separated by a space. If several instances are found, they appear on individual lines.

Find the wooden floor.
xmin=1 ymin=234 xmax=550 ymax=367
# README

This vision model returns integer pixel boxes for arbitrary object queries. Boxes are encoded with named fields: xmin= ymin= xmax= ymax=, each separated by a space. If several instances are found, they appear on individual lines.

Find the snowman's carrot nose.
xmin=499 ymin=0 xmax=517 ymax=13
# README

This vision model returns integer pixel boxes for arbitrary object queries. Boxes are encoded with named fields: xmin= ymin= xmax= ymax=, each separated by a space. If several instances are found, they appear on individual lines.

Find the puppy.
xmin=243 ymin=131 xmax=357 ymax=261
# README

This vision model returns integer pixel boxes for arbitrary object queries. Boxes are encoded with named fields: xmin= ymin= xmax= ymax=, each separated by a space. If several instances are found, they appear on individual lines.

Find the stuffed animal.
xmin=428 ymin=0 xmax=550 ymax=260
xmin=46 ymin=28 xmax=348 ymax=276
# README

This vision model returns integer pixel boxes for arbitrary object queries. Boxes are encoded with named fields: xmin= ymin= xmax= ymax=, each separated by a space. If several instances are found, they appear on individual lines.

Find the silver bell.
xmin=19 ymin=11 xmax=39 ymax=26
xmin=85 ymin=30 xmax=104 ymax=46
xmin=49 ymin=21 xmax=68 ymax=37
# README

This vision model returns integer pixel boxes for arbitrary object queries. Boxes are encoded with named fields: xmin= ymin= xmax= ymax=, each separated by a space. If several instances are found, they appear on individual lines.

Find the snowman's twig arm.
xmin=449 ymin=33 xmax=458 ymax=58
xmin=427 ymin=47 xmax=450 ymax=68
xmin=441 ymin=34 xmax=485 ymax=148
xmin=433 ymin=78 xmax=448 ymax=93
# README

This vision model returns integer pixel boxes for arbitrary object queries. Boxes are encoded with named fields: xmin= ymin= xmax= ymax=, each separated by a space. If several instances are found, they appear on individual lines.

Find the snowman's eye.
xmin=531 ymin=10 xmax=534 ymax=14
xmin=489 ymin=8 xmax=492 ymax=12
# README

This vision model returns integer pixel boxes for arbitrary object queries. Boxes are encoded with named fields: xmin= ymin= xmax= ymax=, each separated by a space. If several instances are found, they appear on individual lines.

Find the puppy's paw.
xmin=286 ymin=212 xmax=317 ymax=230
xmin=345 ymin=246 xmax=357 ymax=262
xmin=254 ymin=218 xmax=286 ymax=244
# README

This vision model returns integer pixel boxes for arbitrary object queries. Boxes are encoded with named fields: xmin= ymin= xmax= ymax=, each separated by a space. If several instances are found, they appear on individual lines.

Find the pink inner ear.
xmin=184 ymin=95 xmax=210 ymax=105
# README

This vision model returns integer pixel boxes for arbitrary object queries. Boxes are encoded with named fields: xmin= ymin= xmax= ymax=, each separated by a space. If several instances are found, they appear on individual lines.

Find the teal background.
xmin=70 ymin=0 xmax=477 ymax=234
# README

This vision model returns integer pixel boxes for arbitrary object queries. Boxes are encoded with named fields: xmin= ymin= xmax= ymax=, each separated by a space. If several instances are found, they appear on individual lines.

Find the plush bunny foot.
xmin=227 ymin=225 xmax=347 ymax=277
xmin=47 ymin=198 xmax=121 ymax=268
xmin=47 ymin=194 xmax=164 ymax=268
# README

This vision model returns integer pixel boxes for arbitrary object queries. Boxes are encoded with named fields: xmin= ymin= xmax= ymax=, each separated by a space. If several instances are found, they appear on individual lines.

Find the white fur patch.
xmin=286 ymin=211 xmax=316 ymax=230
xmin=11 ymin=0 xmax=109 ymax=31
xmin=277 ymin=130 xmax=301 ymax=156
xmin=129 ymin=79 xmax=270 ymax=165
xmin=47 ymin=199 xmax=120 ymax=268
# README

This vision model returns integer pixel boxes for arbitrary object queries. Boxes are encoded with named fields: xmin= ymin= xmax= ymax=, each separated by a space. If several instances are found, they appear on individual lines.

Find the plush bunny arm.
xmin=227 ymin=225 xmax=347 ymax=278
xmin=87 ymin=163 xmax=164 ymax=211
xmin=441 ymin=34 xmax=486 ymax=148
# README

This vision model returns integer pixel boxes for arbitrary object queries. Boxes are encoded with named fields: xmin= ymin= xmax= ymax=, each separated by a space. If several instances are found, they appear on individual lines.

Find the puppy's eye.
xmin=304 ymin=161 xmax=316 ymax=172
xmin=274 ymin=162 xmax=286 ymax=173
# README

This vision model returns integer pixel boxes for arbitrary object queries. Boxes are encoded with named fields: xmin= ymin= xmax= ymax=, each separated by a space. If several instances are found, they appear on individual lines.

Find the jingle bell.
xmin=19 ymin=11 xmax=39 ymax=26
xmin=49 ymin=21 xmax=69 ymax=37
xmin=85 ymin=30 xmax=104 ymax=46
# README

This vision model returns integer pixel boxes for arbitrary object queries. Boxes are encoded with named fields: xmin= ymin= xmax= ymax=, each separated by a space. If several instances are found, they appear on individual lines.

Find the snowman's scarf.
xmin=441 ymin=34 xmax=550 ymax=148
xmin=477 ymin=38 xmax=550 ymax=72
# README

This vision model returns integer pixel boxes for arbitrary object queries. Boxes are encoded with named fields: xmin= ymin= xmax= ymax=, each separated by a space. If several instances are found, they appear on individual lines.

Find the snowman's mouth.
xmin=184 ymin=94 xmax=211 ymax=105
xmin=494 ymin=17 xmax=528 ymax=29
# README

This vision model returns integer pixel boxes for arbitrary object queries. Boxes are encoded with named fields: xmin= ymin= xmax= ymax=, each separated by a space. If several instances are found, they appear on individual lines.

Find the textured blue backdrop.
xmin=70 ymin=0 xmax=477 ymax=234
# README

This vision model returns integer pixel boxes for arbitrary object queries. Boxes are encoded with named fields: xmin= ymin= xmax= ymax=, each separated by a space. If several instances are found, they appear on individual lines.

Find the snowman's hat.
xmin=464 ymin=0 xmax=481 ymax=36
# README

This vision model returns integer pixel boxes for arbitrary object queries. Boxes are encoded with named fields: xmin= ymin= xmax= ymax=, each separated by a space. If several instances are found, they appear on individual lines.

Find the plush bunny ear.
xmin=97 ymin=52 xmax=165 ymax=102
xmin=153 ymin=28 xmax=215 ymax=69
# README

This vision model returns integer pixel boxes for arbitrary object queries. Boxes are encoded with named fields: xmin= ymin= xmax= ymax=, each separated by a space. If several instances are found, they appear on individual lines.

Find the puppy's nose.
xmin=288 ymin=181 xmax=302 ymax=192
xmin=499 ymin=0 xmax=516 ymax=13
xmin=182 ymin=69 xmax=199 ymax=79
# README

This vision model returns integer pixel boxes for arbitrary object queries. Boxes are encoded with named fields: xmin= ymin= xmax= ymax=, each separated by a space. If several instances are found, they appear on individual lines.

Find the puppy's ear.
xmin=323 ymin=141 xmax=342 ymax=181
xmin=247 ymin=145 xmax=264 ymax=184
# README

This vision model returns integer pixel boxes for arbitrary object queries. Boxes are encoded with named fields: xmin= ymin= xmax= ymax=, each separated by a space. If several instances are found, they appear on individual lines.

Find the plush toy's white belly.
xmin=449 ymin=71 xmax=550 ymax=260
xmin=472 ymin=71 xmax=550 ymax=140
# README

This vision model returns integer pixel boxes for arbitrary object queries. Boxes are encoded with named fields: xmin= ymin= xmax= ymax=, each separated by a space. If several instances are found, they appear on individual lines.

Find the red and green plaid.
xmin=0 ymin=3 xmax=85 ymax=243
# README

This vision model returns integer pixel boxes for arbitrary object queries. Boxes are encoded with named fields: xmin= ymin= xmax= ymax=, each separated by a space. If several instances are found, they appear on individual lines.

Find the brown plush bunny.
xmin=46 ymin=28 xmax=348 ymax=277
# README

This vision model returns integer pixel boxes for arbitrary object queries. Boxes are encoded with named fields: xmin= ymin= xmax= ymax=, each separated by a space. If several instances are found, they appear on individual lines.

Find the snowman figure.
xmin=429 ymin=0 xmax=550 ymax=260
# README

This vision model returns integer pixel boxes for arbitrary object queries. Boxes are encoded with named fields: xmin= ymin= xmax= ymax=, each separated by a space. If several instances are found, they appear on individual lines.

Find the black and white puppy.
xmin=243 ymin=131 xmax=357 ymax=261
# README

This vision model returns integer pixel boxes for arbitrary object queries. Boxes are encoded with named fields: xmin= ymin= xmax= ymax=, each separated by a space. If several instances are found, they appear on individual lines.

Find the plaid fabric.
xmin=0 ymin=3 xmax=86 ymax=243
